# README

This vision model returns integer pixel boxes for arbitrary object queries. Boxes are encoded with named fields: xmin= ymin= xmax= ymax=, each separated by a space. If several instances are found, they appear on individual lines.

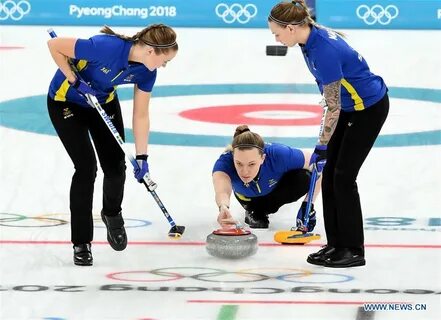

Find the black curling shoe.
xmin=307 ymin=245 xmax=336 ymax=266
xmin=73 ymin=243 xmax=93 ymax=266
xmin=245 ymin=211 xmax=269 ymax=229
xmin=324 ymin=248 xmax=366 ymax=268
xmin=101 ymin=211 xmax=127 ymax=251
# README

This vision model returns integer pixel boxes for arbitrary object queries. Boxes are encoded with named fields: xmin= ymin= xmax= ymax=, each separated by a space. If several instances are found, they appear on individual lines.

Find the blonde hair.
xmin=100 ymin=24 xmax=178 ymax=54
xmin=268 ymin=0 xmax=345 ymax=37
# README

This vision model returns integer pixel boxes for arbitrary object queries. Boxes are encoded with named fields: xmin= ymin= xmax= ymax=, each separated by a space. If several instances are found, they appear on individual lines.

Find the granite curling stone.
xmin=206 ymin=228 xmax=258 ymax=259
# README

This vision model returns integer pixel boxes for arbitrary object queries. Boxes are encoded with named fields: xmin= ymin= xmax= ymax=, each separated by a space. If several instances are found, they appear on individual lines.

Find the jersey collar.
xmin=304 ymin=25 xmax=319 ymax=51
xmin=122 ymin=41 xmax=133 ymax=68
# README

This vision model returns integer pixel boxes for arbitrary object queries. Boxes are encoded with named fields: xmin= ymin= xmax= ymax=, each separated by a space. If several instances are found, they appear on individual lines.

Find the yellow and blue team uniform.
xmin=47 ymin=33 xmax=158 ymax=246
xmin=48 ymin=34 xmax=157 ymax=107
xmin=301 ymin=26 xmax=390 ymax=266
xmin=213 ymin=143 xmax=305 ymax=199
xmin=300 ymin=26 xmax=387 ymax=111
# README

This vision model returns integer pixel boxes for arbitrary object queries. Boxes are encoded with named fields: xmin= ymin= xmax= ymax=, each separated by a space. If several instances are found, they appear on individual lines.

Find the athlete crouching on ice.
xmin=212 ymin=125 xmax=321 ymax=230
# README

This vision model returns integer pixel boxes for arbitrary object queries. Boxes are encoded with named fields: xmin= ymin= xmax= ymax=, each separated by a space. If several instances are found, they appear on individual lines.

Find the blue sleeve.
xmin=213 ymin=152 xmax=234 ymax=175
xmin=74 ymin=36 xmax=116 ymax=63
xmin=271 ymin=145 xmax=305 ymax=172
xmin=137 ymin=70 xmax=157 ymax=93
xmin=75 ymin=34 xmax=126 ymax=62
xmin=315 ymin=45 xmax=343 ymax=85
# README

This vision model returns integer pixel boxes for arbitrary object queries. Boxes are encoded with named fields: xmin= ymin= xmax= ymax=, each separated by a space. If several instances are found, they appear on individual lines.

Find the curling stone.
xmin=206 ymin=228 xmax=258 ymax=259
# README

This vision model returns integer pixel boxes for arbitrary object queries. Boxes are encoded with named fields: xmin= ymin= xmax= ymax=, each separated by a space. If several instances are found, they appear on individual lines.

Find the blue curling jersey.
xmin=301 ymin=26 xmax=387 ymax=112
xmin=48 ymin=35 xmax=157 ymax=107
xmin=213 ymin=143 xmax=305 ymax=200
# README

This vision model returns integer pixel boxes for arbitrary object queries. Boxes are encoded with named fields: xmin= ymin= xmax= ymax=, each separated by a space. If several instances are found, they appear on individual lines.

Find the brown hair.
xmin=268 ymin=0 xmax=345 ymax=37
xmin=100 ymin=24 xmax=178 ymax=54
xmin=231 ymin=125 xmax=265 ymax=155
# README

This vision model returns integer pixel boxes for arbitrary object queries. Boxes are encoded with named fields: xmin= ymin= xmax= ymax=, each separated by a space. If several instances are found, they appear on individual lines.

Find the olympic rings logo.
xmin=0 ymin=213 xmax=68 ymax=227
xmin=0 ymin=0 xmax=31 ymax=21
xmin=356 ymin=4 xmax=399 ymax=25
xmin=0 ymin=213 xmax=151 ymax=228
xmin=215 ymin=3 xmax=258 ymax=24
xmin=107 ymin=267 xmax=354 ymax=284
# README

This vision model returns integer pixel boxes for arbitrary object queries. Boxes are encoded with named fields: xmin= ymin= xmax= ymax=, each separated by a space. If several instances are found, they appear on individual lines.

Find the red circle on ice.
xmin=179 ymin=104 xmax=322 ymax=126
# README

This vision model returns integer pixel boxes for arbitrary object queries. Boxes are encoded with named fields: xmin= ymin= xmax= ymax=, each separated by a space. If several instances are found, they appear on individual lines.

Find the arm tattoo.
xmin=319 ymin=80 xmax=342 ymax=145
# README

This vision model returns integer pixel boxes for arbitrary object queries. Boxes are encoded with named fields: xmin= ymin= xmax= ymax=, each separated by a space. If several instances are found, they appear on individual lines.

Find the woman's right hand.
xmin=217 ymin=205 xmax=236 ymax=228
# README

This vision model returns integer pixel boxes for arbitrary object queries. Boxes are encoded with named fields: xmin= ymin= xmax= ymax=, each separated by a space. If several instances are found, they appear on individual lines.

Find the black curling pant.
xmin=235 ymin=169 xmax=311 ymax=215
xmin=322 ymin=94 xmax=389 ymax=251
xmin=47 ymin=96 xmax=126 ymax=245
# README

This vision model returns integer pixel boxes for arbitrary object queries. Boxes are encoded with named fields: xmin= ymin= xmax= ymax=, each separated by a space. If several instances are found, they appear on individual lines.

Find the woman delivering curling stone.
xmin=268 ymin=1 xmax=389 ymax=267
xmin=213 ymin=125 xmax=321 ymax=230
xmin=47 ymin=24 xmax=178 ymax=266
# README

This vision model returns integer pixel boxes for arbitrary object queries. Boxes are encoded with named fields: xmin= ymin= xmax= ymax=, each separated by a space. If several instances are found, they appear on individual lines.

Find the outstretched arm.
xmin=212 ymin=171 xmax=235 ymax=227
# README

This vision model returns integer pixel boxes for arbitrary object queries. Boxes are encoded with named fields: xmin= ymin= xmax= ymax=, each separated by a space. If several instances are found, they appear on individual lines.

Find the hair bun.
xmin=234 ymin=125 xmax=250 ymax=138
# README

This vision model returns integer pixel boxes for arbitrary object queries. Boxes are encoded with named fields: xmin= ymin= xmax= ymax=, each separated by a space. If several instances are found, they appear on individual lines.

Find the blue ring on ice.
xmin=0 ymin=84 xmax=440 ymax=147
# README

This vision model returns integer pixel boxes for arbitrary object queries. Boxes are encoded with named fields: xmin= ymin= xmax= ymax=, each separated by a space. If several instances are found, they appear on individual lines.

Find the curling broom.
xmin=274 ymin=98 xmax=329 ymax=244
xmin=274 ymin=163 xmax=322 ymax=244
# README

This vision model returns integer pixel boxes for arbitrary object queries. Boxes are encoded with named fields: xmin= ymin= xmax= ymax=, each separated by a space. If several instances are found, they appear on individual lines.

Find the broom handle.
xmin=302 ymin=166 xmax=318 ymax=228
xmin=302 ymin=159 xmax=325 ymax=228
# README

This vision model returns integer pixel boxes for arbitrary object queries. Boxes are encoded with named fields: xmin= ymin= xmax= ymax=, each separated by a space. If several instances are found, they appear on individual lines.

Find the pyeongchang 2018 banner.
xmin=316 ymin=0 xmax=441 ymax=29
xmin=0 ymin=0 xmax=283 ymax=27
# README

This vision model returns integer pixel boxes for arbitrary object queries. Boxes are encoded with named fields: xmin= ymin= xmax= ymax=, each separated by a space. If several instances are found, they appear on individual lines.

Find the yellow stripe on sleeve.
xmin=341 ymin=78 xmax=365 ymax=111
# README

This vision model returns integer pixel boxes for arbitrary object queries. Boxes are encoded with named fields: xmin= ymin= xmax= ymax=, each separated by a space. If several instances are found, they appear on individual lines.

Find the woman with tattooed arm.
xmin=268 ymin=0 xmax=389 ymax=268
